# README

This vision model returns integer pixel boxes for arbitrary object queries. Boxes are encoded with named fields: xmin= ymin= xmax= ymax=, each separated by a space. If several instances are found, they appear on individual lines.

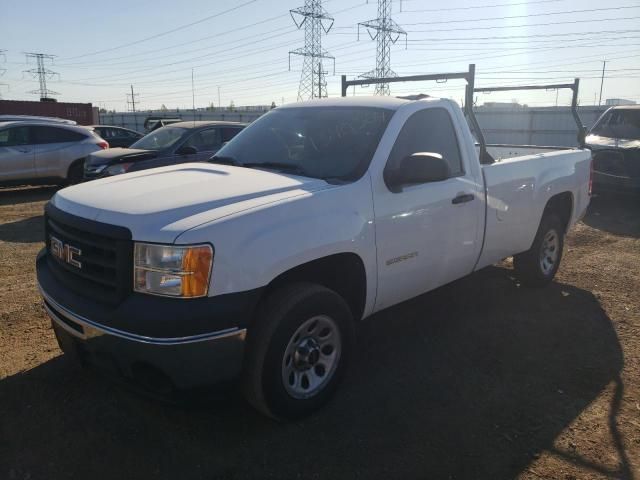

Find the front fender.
xmin=175 ymin=176 xmax=378 ymax=317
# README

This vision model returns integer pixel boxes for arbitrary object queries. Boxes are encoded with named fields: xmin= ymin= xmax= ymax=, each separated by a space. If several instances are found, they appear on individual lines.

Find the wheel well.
xmin=544 ymin=192 xmax=573 ymax=232
xmin=264 ymin=253 xmax=367 ymax=321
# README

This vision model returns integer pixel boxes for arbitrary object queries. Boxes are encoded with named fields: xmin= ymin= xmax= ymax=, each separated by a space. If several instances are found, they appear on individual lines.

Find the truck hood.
xmin=86 ymin=148 xmax=159 ymax=166
xmin=585 ymin=134 xmax=640 ymax=150
xmin=52 ymin=163 xmax=333 ymax=243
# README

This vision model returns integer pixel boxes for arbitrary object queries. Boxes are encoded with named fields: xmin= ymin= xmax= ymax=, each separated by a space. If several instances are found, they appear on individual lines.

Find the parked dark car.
xmin=586 ymin=106 xmax=640 ymax=194
xmin=90 ymin=125 xmax=143 ymax=148
xmin=84 ymin=121 xmax=246 ymax=179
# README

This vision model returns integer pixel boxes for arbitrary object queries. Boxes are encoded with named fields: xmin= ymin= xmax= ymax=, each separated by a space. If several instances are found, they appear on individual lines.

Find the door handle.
xmin=452 ymin=193 xmax=475 ymax=204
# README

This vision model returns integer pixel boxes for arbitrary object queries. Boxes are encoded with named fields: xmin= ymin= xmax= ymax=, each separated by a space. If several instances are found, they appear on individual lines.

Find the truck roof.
xmin=279 ymin=95 xmax=424 ymax=110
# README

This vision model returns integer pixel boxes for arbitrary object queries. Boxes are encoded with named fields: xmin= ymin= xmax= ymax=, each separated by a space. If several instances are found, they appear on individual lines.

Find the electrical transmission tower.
xmin=358 ymin=0 xmax=407 ymax=96
xmin=289 ymin=0 xmax=335 ymax=101
xmin=23 ymin=52 xmax=59 ymax=100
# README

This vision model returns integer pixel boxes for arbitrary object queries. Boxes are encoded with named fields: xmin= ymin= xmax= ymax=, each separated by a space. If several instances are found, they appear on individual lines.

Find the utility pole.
xmin=127 ymin=85 xmax=140 ymax=132
xmin=191 ymin=68 xmax=196 ymax=124
xmin=0 ymin=49 xmax=6 ymax=78
xmin=598 ymin=60 xmax=606 ymax=106
xmin=23 ymin=52 xmax=59 ymax=100
xmin=217 ymin=86 xmax=221 ymax=109
xmin=289 ymin=0 xmax=335 ymax=101
xmin=0 ymin=50 xmax=6 ymax=99
xmin=358 ymin=0 xmax=407 ymax=95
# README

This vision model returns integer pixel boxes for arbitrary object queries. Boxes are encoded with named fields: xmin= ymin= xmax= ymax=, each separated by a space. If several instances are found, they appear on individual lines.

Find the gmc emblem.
xmin=50 ymin=235 xmax=82 ymax=269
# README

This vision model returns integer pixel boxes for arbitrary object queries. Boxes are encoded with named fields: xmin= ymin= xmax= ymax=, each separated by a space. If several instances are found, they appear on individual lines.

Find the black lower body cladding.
xmin=37 ymin=249 xmax=264 ymax=390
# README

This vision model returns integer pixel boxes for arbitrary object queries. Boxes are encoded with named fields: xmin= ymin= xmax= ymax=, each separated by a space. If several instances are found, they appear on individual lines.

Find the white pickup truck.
xmin=37 ymin=91 xmax=591 ymax=419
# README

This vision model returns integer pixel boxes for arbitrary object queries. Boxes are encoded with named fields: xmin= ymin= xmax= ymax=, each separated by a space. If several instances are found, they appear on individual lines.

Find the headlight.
xmin=106 ymin=163 xmax=133 ymax=176
xmin=134 ymin=243 xmax=213 ymax=298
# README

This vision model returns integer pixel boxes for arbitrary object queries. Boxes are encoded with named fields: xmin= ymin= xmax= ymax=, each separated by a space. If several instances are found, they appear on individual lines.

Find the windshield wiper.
xmin=209 ymin=155 xmax=242 ymax=166
xmin=243 ymin=162 xmax=312 ymax=177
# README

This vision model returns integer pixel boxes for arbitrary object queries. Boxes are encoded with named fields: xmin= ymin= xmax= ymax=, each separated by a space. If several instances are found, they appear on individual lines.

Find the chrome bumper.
xmin=40 ymin=285 xmax=246 ymax=345
xmin=39 ymin=283 xmax=248 ymax=390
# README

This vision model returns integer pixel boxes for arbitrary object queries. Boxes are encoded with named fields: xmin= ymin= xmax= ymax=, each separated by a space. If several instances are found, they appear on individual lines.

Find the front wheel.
xmin=242 ymin=283 xmax=354 ymax=420
xmin=513 ymin=213 xmax=564 ymax=287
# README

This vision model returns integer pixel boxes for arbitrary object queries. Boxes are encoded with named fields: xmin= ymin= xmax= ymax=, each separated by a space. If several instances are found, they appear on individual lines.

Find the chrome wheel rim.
xmin=282 ymin=315 xmax=342 ymax=399
xmin=539 ymin=229 xmax=560 ymax=276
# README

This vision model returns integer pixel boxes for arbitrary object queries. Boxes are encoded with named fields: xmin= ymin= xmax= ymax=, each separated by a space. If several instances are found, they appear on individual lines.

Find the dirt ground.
xmin=0 ymin=186 xmax=638 ymax=480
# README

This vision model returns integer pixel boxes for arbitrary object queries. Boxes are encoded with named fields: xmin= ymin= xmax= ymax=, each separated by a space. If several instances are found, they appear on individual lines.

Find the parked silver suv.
xmin=0 ymin=121 xmax=108 ymax=186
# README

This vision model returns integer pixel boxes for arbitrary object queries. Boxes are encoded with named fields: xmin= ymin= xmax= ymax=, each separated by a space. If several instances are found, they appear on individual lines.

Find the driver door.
xmin=373 ymin=107 xmax=484 ymax=311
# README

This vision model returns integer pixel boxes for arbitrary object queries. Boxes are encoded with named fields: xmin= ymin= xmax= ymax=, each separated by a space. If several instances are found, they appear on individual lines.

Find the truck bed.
xmin=478 ymin=144 xmax=575 ymax=162
xmin=474 ymin=148 xmax=592 ymax=270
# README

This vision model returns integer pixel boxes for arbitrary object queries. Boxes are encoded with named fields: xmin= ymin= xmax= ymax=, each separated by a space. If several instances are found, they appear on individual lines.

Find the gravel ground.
xmin=0 ymin=186 xmax=638 ymax=480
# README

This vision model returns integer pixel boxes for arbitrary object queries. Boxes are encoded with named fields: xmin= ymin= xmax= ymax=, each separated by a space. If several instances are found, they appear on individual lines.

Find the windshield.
xmin=213 ymin=107 xmax=393 ymax=181
xmin=590 ymin=109 xmax=640 ymax=140
xmin=130 ymin=127 xmax=186 ymax=150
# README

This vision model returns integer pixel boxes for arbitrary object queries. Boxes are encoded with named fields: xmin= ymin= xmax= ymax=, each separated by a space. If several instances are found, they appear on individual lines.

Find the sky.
xmin=1 ymin=0 xmax=639 ymax=111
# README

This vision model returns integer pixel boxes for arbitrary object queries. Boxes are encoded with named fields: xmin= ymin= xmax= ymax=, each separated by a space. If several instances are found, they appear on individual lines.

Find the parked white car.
xmin=0 ymin=121 xmax=108 ymax=186
xmin=37 ymin=95 xmax=591 ymax=419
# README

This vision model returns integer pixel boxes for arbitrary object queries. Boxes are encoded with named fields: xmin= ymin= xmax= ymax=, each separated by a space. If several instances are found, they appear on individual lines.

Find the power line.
xmin=332 ymin=15 xmax=640 ymax=35
xmin=56 ymin=0 xmax=365 ymax=69
xmin=401 ymin=4 xmax=640 ymax=26
xmin=358 ymin=0 xmax=407 ymax=95
xmin=400 ymin=0 xmax=567 ymax=13
xmin=23 ymin=52 xmax=59 ymax=100
xmin=63 ymin=0 xmax=259 ymax=60
xmin=405 ymin=28 xmax=640 ymax=42
xmin=289 ymin=0 xmax=335 ymax=100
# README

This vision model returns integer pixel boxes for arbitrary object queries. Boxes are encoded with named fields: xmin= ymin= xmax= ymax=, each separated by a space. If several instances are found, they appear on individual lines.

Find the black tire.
xmin=513 ymin=213 xmax=564 ymax=287
xmin=242 ymin=282 xmax=354 ymax=420
xmin=66 ymin=160 xmax=85 ymax=185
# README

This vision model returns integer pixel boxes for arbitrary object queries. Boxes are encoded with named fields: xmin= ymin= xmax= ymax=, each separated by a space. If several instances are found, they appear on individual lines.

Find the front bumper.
xmin=37 ymin=250 xmax=261 ymax=391
xmin=593 ymin=171 xmax=640 ymax=194
xmin=41 ymin=287 xmax=246 ymax=390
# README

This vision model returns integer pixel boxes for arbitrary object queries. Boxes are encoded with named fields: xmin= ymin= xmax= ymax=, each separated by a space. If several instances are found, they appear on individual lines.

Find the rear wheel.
xmin=66 ymin=160 xmax=85 ymax=185
xmin=242 ymin=283 xmax=354 ymax=420
xmin=513 ymin=213 xmax=564 ymax=287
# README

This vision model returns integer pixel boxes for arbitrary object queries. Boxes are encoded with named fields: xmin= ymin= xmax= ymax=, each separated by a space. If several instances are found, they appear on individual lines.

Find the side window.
xmin=94 ymin=128 xmax=108 ymax=139
xmin=221 ymin=127 xmax=242 ymax=143
xmin=385 ymin=108 xmax=464 ymax=181
xmin=184 ymin=129 xmax=221 ymax=151
xmin=33 ymin=126 xmax=86 ymax=144
xmin=0 ymin=127 xmax=31 ymax=147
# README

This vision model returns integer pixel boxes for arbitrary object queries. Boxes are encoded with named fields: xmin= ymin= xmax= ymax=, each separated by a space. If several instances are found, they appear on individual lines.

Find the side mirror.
xmin=387 ymin=152 xmax=451 ymax=191
xmin=177 ymin=145 xmax=198 ymax=155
